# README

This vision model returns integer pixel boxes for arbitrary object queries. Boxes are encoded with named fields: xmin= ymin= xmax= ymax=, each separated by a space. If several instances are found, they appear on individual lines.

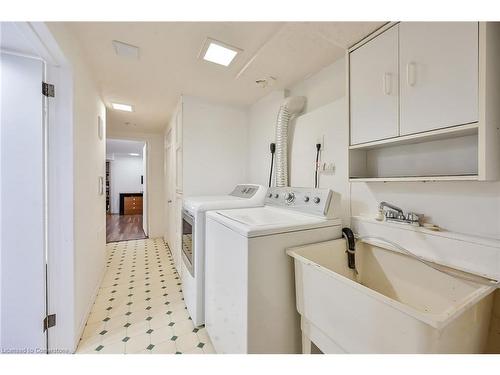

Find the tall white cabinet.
xmin=348 ymin=22 xmax=500 ymax=181
xmin=164 ymin=95 xmax=248 ymax=271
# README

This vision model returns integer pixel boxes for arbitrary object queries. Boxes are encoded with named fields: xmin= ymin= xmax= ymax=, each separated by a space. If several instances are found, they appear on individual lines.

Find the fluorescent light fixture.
xmin=128 ymin=153 xmax=140 ymax=156
xmin=112 ymin=40 xmax=140 ymax=60
xmin=111 ymin=103 xmax=133 ymax=112
xmin=200 ymin=38 xmax=241 ymax=67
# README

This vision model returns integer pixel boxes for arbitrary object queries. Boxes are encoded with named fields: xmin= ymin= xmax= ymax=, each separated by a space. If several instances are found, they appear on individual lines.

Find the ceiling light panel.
xmin=112 ymin=40 xmax=140 ymax=60
xmin=111 ymin=103 xmax=133 ymax=112
xmin=200 ymin=38 xmax=241 ymax=67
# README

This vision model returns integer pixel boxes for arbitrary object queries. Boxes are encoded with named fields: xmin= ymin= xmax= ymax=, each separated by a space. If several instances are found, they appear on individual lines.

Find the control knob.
xmin=285 ymin=192 xmax=295 ymax=204
xmin=313 ymin=197 xmax=321 ymax=204
xmin=303 ymin=196 xmax=310 ymax=203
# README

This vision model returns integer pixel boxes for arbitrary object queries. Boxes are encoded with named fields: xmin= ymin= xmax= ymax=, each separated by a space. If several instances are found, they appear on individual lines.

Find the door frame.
xmin=106 ymin=136 xmax=150 ymax=239
xmin=142 ymin=142 xmax=149 ymax=236
xmin=1 ymin=22 xmax=76 ymax=353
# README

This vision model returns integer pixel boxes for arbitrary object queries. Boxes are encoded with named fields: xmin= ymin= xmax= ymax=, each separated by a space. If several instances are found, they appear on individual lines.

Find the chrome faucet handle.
xmin=379 ymin=201 xmax=404 ymax=215
xmin=406 ymin=212 xmax=420 ymax=224
xmin=385 ymin=210 xmax=396 ymax=219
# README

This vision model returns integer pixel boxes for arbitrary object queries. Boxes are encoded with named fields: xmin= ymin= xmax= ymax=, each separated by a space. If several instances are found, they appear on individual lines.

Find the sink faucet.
xmin=378 ymin=201 xmax=421 ymax=226
xmin=379 ymin=201 xmax=404 ymax=216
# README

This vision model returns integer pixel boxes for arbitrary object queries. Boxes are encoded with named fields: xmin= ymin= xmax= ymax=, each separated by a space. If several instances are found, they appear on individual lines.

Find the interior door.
xmin=1 ymin=52 xmax=47 ymax=353
xmin=142 ymin=143 xmax=148 ymax=236
xmin=399 ymin=22 xmax=479 ymax=135
xmin=350 ymin=24 xmax=399 ymax=145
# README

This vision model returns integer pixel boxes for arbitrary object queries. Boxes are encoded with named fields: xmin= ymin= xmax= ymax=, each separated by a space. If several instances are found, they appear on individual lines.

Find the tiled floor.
xmin=76 ymin=238 xmax=215 ymax=354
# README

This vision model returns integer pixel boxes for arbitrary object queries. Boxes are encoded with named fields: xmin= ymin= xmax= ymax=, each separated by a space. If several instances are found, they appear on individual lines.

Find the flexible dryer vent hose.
xmin=274 ymin=96 xmax=306 ymax=187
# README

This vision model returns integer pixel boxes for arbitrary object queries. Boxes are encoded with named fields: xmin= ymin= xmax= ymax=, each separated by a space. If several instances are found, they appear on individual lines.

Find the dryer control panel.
xmin=229 ymin=184 xmax=265 ymax=199
xmin=265 ymin=187 xmax=338 ymax=218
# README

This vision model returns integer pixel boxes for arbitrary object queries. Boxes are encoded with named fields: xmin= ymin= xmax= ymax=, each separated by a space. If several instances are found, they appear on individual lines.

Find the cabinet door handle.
xmin=407 ymin=62 xmax=416 ymax=87
xmin=383 ymin=72 xmax=392 ymax=95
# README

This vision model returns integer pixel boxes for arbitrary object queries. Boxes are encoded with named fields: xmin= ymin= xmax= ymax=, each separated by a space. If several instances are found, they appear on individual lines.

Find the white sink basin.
xmin=287 ymin=239 xmax=495 ymax=353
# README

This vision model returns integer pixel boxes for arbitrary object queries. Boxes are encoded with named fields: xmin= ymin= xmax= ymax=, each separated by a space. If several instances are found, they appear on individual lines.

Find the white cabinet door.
xmin=350 ymin=25 xmax=399 ymax=145
xmin=400 ymin=22 xmax=478 ymax=135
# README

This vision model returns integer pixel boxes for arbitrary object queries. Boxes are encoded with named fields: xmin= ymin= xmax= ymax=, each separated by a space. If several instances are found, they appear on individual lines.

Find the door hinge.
xmin=42 ymin=82 xmax=55 ymax=97
xmin=43 ymin=314 xmax=56 ymax=331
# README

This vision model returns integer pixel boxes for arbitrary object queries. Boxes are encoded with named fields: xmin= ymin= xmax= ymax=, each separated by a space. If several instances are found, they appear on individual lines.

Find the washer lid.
xmin=207 ymin=206 xmax=342 ymax=238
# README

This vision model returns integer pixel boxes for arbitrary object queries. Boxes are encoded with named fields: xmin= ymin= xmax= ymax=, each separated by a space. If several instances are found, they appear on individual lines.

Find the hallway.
xmin=76 ymin=238 xmax=214 ymax=354
xmin=106 ymin=214 xmax=147 ymax=243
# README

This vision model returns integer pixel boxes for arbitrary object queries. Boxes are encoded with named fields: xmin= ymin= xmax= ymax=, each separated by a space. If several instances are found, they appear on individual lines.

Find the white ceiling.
xmin=63 ymin=22 xmax=384 ymax=133
xmin=106 ymin=139 xmax=144 ymax=159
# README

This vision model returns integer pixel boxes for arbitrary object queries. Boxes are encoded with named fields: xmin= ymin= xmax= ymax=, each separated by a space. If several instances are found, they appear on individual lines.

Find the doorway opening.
xmin=105 ymin=138 xmax=148 ymax=242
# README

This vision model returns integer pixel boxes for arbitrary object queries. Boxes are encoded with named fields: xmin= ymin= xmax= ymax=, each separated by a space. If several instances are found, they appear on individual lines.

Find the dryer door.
xmin=181 ymin=209 xmax=194 ymax=276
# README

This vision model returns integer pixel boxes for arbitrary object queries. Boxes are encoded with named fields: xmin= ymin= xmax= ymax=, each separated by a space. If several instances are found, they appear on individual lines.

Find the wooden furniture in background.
xmin=124 ymin=196 xmax=143 ymax=215
xmin=120 ymin=193 xmax=143 ymax=215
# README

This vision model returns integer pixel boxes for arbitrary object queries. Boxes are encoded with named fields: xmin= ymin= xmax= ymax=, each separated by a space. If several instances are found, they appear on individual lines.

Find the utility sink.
xmin=287 ymin=239 xmax=495 ymax=353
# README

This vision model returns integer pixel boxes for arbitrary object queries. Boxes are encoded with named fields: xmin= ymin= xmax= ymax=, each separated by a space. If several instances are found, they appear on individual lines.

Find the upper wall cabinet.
xmin=399 ymin=22 xmax=479 ymax=135
xmin=350 ymin=25 xmax=399 ymax=145
xmin=348 ymin=22 xmax=500 ymax=181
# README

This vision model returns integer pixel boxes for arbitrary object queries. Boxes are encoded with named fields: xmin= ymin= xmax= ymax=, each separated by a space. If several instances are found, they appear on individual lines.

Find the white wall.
xmin=106 ymin=129 xmax=165 ymax=239
xmin=109 ymin=155 xmax=143 ymax=214
xmin=182 ymin=95 xmax=248 ymax=196
xmin=351 ymin=181 xmax=500 ymax=239
xmin=245 ymin=60 xmax=350 ymax=224
xmin=288 ymin=60 xmax=346 ymax=113
xmin=289 ymin=99 xmax=350 ymax=224
xmin=287 ymin=59 xmax=350 ymax=224
xmin=246 ymin=90 xmax=286 ymax=186
xmin=47 ymin=23 xmax=107 ymax=351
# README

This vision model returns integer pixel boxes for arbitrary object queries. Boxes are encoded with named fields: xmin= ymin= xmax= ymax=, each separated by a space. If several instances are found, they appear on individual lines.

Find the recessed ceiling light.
xmin=128 ymin=153 xmax=140 ymax=156
xmin=199 ymin=38 xmax=241 ymax=67
xmin=112 ymin=40 xmax=140 ymax=60
xmin=111 ymin=103 xmax=133 ymax=112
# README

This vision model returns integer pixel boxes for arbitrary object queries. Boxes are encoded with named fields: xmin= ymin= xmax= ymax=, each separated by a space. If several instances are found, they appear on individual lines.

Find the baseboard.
xmin=72 ymin=264 xmax=106 ymax=353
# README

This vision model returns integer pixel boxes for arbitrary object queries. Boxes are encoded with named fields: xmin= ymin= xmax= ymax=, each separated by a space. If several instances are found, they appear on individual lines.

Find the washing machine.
xmin=204 ymin=187 xmax=342 ymax=353
xmin=181 ymin=184 xmax=267 ymax=327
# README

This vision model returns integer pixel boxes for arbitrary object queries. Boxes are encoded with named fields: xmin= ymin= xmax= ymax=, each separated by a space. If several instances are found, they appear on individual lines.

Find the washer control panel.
xmin=265 ymin=187 xmax=334 ymax=217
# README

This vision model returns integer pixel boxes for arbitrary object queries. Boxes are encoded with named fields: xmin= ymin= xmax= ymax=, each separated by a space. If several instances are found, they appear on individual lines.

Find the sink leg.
xmin=302 ymin=333 xmax=312 ymax=354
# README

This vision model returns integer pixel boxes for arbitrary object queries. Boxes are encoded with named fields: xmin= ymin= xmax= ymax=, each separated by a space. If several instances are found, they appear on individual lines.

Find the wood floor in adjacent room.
xmin=106 ymin=214 xmax=147 ymax=243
